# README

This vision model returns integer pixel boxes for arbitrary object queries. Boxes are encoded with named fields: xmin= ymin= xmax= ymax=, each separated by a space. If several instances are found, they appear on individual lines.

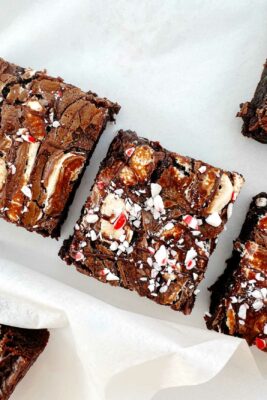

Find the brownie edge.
xmin=206 ymin=193 xmax=267 ymax=352
xmin=237 ymin=59 xmax=267 ymax=143
xmin=0 ymin=325 xmax=49 ymax=400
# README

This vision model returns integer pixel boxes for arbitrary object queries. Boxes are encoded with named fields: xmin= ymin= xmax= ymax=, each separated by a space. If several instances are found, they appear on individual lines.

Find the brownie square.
xmin=206 ymin=193 xmax=267 ymax=351
xmin=237 ymin=59 xmax=267 ymax=143
xmin=0 ymin=324 xmax=49 ymax=400
xmin=0 ymin=58 xmax=120 ymax=237
xmin=60 ymin=130 xmax=244 ymax=314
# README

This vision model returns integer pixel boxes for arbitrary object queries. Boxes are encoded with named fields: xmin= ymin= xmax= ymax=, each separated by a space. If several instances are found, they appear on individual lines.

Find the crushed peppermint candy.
xmin=159 ymin=285 xmax=168 ymax=293
xmin=252 ymin=299 xmax=263 ymax=311
xmin=183 ymin=215 xmax=199 ymax=229
xmin=52 ymin=121 xmax=60 ymax=128
xmin=110 ymin=241 xmax=119 ymax=251
xmin=205 ymin=212 xmax=222 ymax=227
xmin=151 ymin=183 xmax=162 ymax=198
xmin=198 ymin=165 xmax=207 ymax=173
xmin=238 ymin=303 xmax=248 ymax=320
xmin=113 ymin=212 xmax=127 ymax=230
xmin=21 ymin=185 xmax=32 ymax=199
xmin=90 ymin=230 xmax=97 ymax=241
xmin=125 ymin=147 xmax=135 ymax=157
xmin=184 ymin=248 xmax=197 ymax=270
xmin=154 ymin=245 xmax=168 ymax=266
xmin=255 ymin=337 xmax=266 ymax=350
xmin=75 ymin=251 xmax=84 ymax=261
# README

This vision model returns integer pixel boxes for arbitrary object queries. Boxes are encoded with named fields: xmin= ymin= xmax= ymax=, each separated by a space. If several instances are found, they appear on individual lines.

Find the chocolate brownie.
xmin=0 ymin=58 xmax=120 ymax=237
xmin=0 ymin=324 xmax=49 ymax=400
xmin=60 ymin=130 xmax=244 ymax=314
xmin=237 ymin=59 xmax=267 ymax=143
xmin=206 ymin=193 xmax=267 ymax=351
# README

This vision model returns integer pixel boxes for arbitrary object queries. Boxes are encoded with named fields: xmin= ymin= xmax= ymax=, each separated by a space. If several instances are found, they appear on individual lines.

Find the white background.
xmin=0 ymin=1 xmax=267 ymax=399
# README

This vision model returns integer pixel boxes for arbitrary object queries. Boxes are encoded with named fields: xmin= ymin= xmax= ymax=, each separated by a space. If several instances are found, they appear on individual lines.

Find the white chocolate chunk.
xmin=0 ymin=158 xmax=7 ymax=191
xmin=44 ymin=153 xmax=83 ymax=211
xmin=25 ymin=142 xmax=40 ymax=181
xmin=101 ymin=193 xmax=125 ymax=219
xmin=26 ymin=100 xmax=43 ymax=112
xmin=206 ymin=174 xmax=233 ymax=214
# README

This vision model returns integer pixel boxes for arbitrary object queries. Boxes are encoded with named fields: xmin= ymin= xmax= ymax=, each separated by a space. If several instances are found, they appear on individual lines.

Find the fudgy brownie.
xmin=206 ymin=193 xmax=267 ymax=351
xmin=0 ymin=324 xmax=49 ymax=399
xmin=0 ymin=58 xmax=120 ymax=237
xmin=237 ymin=59 xmax=267 ymax=143
xmin=60 ymin=130 xmax=244 ymax=314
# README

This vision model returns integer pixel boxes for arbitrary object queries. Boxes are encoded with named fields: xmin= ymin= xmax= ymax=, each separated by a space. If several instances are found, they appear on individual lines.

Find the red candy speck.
xmin=28 ymin=135 xmax=36 ymax=143
xmin=113 ymin=212 xmax=127 ymax=230
xmin=255 ymin=337 xmax=266 ymax=351
xmin=231 ymin=191 xmax=236 ymax=201
xmin=97 ymin=181 xmax=105 ymax=190
xmin=75 ymin=251 xmax=84 ymax=261
xmin=125 ymin=147 xmax=135 ymax=157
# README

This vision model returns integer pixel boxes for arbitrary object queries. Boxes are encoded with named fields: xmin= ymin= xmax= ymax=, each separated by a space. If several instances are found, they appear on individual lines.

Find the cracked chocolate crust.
xmin=206 ymin=193 xmax=267 ymax=351
xmin=0 ymin=324 xmax=49 ymax=400
xmin=237 ymin=60 xmax=267 ymax=143
xmin=0 ymin=58 xmax=120 ymax=237
xmin=60 ymin=130 xmax=244 ymax=314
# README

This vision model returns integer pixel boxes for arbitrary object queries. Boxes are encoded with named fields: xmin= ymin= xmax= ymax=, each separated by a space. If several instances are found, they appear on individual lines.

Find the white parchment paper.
xmin=0 ymin=1 xmax=266 ymax=399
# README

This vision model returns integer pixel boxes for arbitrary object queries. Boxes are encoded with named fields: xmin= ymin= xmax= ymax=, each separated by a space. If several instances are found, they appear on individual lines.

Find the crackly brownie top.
xmin=63 ymin=130 xmax=244 ymax=313
xmin=238 ymin=59 xmax=267 ymax=143
xmin=207 ymin=193 xmax=267 ymax=351
xmin=0 ymin=58 xmax=119 ymax=236
xmin=0 ymin=324 xmax=49 ymax=399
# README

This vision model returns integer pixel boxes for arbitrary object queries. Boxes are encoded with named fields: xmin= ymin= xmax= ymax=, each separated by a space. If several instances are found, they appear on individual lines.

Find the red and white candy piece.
xmin=125 ymin=147 xmax=135 ymax=157
xmin=231 ymin=191 xmax=237 ymax=201
xmin=113 ymin=212 xmax=127 ymax=230
xmin=75 ymin=251 xmax=84 ymax=261
xmin=23 ymin=133 xmax=36 ymax=143
xmin=255 ymin=337 xmax=267 ymax=351
xmin=183 ymin=215 xmax=199 ymax=230
xmin=154 ymin=245 xmax=168 ymax=266
xmin=185 ymin=248 xmax=197 ymax=270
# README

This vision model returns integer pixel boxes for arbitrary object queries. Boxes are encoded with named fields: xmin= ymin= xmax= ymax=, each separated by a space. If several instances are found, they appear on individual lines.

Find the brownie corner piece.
xmin=237 ymin=59 xmax=267 ymax=143
xmin=0 ymin=57 xmax=120 ymax=238
xmin=0 ymin=324 xmax=49 ymax=400
xmin=60 ymin=129 xmax=244 ymax=314
xmin=205 ymin=193 xmax=267 ymax=351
